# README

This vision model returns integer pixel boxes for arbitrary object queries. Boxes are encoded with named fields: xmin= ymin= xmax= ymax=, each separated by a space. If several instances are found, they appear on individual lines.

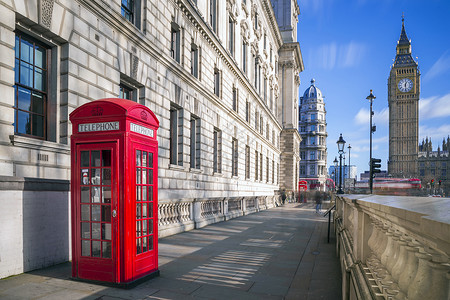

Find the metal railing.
xmin=323 ymin=204 xmax=335 ymax=243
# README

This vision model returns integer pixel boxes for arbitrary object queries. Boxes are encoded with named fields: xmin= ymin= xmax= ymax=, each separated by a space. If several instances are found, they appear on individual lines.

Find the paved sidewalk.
xmin=0 ymin=203 xmax=341 ymax=300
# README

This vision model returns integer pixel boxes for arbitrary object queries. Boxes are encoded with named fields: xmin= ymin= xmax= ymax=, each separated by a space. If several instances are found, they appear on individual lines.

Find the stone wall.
xmin=0 ymin=177 xmax=70 ymax=279
xmin=335 ymin=194 xmax=450 ymax=300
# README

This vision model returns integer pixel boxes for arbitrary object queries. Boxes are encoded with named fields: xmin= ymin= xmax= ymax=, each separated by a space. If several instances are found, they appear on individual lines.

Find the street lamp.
xmin=333 ymin=157 xmax=338 ymax=190
xmin=337 ymin=134 xmax=346 ymax=194
xmin=348 ymin=145 xmax=352 ymax=180
xmin=366 ymin=90 xmax=376 ymax=194
xmin=343 ymin=152 xmax=346 ymax=191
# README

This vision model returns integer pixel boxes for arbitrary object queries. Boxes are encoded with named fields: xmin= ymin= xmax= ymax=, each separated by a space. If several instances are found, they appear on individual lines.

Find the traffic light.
xmin=431 ymin=179 xmax=435 ymax=187
xmin=439 ymin=180 xmax=442 ymax=186
xmin=371 ymin=158 xmax=381 ymax=175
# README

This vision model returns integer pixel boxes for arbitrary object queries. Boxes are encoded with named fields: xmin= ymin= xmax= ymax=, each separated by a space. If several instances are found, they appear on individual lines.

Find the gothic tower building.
xmin=299 ymin=79 xmax=328 ymax=190
xmin=388 ymin=17 xmax=420 ymax=177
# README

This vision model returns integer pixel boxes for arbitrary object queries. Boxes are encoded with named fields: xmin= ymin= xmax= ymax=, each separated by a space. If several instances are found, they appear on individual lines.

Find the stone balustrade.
xmin=335 ymin=194 xmax=450 ymax=300
xmin=158 ymin=195 xmax=280 ymax=238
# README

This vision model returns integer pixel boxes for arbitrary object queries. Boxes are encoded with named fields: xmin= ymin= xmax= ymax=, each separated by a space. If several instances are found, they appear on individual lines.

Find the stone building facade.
xmin=299 ymin=79 xmax=327 ymax=190
xmin=387 ymin=17 xmax=420 ymax=178
xmin=418 ymin=137 xmax=450 ymax=193
xmin=0 ymin=0 xmax=303 ymax=278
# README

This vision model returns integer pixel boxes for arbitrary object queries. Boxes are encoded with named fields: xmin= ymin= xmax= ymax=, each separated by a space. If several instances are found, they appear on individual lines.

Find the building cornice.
xmin=75 ymin=0 xmax=282 ymax=133
xmin=279 ymin=42 xmax=304 ymax=73
xmin=261 ymin=0 xmax=283 ymax=48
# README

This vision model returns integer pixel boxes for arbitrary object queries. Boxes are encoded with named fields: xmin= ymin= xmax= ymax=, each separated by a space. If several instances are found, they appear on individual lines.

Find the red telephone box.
xmin=70 ymin=98 xmax=159 ymax=286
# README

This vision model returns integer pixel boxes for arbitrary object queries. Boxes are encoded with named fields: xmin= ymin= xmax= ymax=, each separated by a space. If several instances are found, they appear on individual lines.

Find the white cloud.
xmin=423 ymin=51 xmax=450 ymax=82
xmin=341 ymin=42 xmax=366 ymax=68
xmin=344 ymin=136 xmax=388 ymax=153
xmin=419 ymin=124 xmax=450 ymax=143
xmin=354 ymin=108 xmax=389 ymax=126
xmin=300 ymin=0 xmax=328 ymax=14
xmin=310 ymin=41 xmax=366 ymax=70
xmin=419 ymin=93 xmax=450 ymax=120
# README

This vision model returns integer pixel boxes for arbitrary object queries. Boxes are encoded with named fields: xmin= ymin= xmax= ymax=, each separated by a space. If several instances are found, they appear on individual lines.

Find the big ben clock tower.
xmin=388 ymin=17 xmax=420 ymax=178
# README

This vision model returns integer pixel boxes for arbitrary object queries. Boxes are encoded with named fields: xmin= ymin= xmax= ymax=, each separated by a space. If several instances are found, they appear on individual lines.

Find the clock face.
xmin=398 ymin=78 xmax=413 ymax=93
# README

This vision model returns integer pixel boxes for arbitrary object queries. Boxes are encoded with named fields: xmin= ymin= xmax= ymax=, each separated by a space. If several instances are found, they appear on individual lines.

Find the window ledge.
xmin=10 ymin=135 xmax=70 ymax=154
xmin=168 ymin=163 xmax=185 ymax=171
xmin=189 ymin=167 xmax=203 ymax=174
xmin=213 ymin=171 xmax=223 ymax=176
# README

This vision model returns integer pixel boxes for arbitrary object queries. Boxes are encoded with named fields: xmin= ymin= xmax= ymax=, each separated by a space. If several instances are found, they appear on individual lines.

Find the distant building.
xmin=418 ymin=137 xmax=450 ymax=192
xmin=329 ymin=165 xmax=357 ymax=183
xmin=299 ymin=79 xmax=328 ymax=190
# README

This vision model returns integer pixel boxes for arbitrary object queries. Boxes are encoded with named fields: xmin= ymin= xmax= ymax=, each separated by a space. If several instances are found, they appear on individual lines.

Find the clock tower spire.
xmin=387 ymin=16 xmax=420 ymax=178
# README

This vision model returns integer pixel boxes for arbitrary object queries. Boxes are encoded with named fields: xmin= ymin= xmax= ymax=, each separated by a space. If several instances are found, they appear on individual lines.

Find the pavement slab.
xmin=0 ymin=203 xmax=341 ymax=299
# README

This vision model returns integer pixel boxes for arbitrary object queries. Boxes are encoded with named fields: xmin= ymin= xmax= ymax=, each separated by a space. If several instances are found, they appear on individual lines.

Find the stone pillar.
xmin=354 ymin=208 xmax=371 ymax=262
xmin=280 ymin=129 xmax=300 ymax=192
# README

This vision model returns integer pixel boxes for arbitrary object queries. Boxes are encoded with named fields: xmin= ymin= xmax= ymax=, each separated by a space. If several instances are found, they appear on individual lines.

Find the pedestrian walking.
xmin=315 ymin=191 xmax=322 ymax=214
xmin=281 ymin=190 xmax=286 ymax=205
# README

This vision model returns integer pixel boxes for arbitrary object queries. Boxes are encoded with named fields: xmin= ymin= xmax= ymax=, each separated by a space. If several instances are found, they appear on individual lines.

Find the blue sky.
xmin=296 ymin=0 xmax=450 ymax=179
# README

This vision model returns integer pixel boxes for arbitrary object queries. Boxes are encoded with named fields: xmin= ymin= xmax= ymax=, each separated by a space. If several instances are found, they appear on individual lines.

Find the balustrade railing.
xmin=245 ymin=197 xmax=257 ymax=211
xmin=158 ymin=195 xmax=277 ymax=238
xmin=228 ymin=198 xmax=242 ymax=213
xmin=335 ymin=195 xmax=450 ymax=300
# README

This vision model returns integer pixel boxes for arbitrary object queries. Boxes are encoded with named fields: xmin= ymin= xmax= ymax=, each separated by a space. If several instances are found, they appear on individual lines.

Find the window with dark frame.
xmin=210 ymin=0 xmax=217 ymax=33
xmin=242 ymin=41 xmax=247 ymax=74
xmin=259 ymin=153 xmax=263 ymax=181
xmin=245 ymin=145 xmax=250 ymax=179
xmin=228 ymin=16 xmax=234 ymax=56
xmin=170 ymin=106 xmax=183 ymax=166
xmin=213 ymin=128 xmax=222 ymax=173
xmin=119 ymin=83 xmax=134 ymax=101
xmin=232 ymin=86 xmax=238 ymax=112
xmin=277 ymin=162 xmax=279 ymax=184
xmin=263 ymin=78 xmax=267 ymax=102
xmin=232 ymin=138 xmax=238 ymax=177
xmin=310 ymin=165 xmax=315 ymax=175
xmin=266 ymin=156 xmax=269 ymax=182
xmin=190 ymin=115 xmax=201 ymax=169
xmin=255 ymin=150 xmax=259 ymax=180
xmin=254 ymin=55 xmax=258 ymax=89
xmin=121 ymin=0 xmax=134 ymax=23
xmin=171 ymin=24 xmax=181 ymax=63
xmin=14 ymin=33 xmax=48 ymax=139
xmin=269 ymin=86 xmax=273 ymax=111
xmin=260 ymin=116 xmax=263 ymax=135
xmin=121 ymin=0 xmax=141 ymax=29
xmin=245 ymin=100 xmax=250 ymax=122
xmin=191 ymin=43 xmax=199 ymax=78
xmin=272 ymin=159 xmax=275 ymax=183
xmin=214 ymin=68 xmax=220 ymax=97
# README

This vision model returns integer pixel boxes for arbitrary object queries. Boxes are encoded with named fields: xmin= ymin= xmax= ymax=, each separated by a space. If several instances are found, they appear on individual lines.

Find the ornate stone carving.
xmin=131 ymin=55 xmax=139 ymax=80
xmin=40 ymin=0 xmax=54 ymax=29
xmin=294 ymin=70 xmax=300 ymax=86
xmin=240 ymin=20 xmax=250 ymax=42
